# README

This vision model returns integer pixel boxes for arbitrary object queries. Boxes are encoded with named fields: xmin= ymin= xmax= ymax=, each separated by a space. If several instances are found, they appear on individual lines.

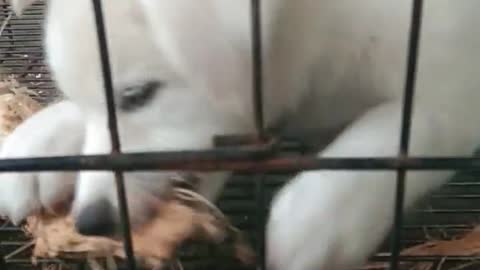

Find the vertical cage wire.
xmin=87 ymin=0 xmax=273 ymax=269
xmin=250 ymin=0 xmax=265 ymax=138
xmin=90 ymin=0 xmax=136 ymax=269
xmin=389 ymin=1 xmax=424 ymax=270
xmin=250 ymin=1 xmax=266 ymax=270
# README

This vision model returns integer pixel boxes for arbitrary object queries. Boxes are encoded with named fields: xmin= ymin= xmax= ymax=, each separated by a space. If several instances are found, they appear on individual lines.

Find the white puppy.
xmin=4 ymin=1 xmax=480 ymax=270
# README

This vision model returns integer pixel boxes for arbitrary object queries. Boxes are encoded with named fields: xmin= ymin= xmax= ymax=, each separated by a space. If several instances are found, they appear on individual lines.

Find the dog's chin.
xmin=126 ymin=173 xmax=203 ymax=226
xmin=70 ymin=190 xmax=159 ymax=238
xmin=71 ymin=171 xmax=203 ymax=238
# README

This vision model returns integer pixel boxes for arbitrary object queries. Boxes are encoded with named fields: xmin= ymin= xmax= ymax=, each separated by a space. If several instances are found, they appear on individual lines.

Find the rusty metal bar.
xmin=0 ymin=153 xmax=478 ymax=172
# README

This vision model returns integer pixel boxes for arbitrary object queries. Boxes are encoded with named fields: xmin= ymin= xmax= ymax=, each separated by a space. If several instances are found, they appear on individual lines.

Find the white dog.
xmin=3 ymin=1 xmax=480 ymax=270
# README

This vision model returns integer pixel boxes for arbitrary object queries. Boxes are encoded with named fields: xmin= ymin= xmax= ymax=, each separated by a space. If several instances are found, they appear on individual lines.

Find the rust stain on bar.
xmin=0 ymin=152 xmax=479 ymax=173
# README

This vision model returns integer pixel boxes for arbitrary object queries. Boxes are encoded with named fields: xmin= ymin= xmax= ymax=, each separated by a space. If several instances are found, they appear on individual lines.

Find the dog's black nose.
xmin=75 ymin=199 xmax=116 ymax=237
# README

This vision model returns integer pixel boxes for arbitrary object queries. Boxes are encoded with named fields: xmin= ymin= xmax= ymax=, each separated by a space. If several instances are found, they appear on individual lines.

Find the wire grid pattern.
xmin=0 ymin=1 xmax=59 ymax=104
xmin=2 ymin=1 xmax=480 ymax=270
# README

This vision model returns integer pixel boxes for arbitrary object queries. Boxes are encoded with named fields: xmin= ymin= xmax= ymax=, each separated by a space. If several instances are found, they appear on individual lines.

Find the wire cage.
xmin=2 ymin=0 xmax=480 ymax=270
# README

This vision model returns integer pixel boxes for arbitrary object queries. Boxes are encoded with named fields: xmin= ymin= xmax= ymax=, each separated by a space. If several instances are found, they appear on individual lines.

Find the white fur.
xmin=4 ymin=1 xmax=480 ymax=270
xmin=0 ymin=101 xmax=85 ymax=224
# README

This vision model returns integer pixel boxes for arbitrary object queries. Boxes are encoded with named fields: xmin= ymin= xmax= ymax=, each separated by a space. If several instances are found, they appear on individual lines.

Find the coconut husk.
xmin=23 ymin=189 xmax=255 ymax=269
xmin=362 ymin=226 xmax=480 ymax=270
xmin=0 ymin=75 xmax=44 ymax=142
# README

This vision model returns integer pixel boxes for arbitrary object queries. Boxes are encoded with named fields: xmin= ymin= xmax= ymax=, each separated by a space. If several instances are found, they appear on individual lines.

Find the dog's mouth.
xmin=125 ymin=172 xmax=207 ymax=230
xmin=64 ymin=172 xmax=208 ymax=238
xmin=168 ymin=172 xmax=203 ymax=192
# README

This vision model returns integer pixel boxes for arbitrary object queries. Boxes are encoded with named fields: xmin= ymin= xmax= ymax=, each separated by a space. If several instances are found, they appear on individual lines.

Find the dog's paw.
xmin=266 ymin=171 xmax=398 ymax=270
xmin=0 ymin=101 xmax=85 ymax=224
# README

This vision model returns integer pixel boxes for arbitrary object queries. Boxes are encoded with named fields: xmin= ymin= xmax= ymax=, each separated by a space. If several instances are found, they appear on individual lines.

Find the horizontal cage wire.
xmin=2 ymin=1 xmax=480 ymax=270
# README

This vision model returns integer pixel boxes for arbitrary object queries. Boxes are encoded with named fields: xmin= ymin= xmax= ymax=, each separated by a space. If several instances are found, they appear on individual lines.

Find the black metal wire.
xmin=251 ymin=0 xmax=265 ymax=138
xmin=90 ymin=1 xmax=136 ymax=269
xmin=389 ymin=1 xmax=424 ymax=270
xmin=255 ymin=175 xmax=266 ymax=270
xmin=250 ymin=1 xmax=267 ymax=269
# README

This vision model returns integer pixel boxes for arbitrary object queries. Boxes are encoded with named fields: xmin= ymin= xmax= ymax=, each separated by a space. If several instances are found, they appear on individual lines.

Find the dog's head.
xmin=25 ymin=0 xmax=255 ymax=237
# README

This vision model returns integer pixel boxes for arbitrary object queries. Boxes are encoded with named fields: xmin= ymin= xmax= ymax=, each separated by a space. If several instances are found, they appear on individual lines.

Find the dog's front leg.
xmin=0 ymin=101 xmax=85 ymax=224
xmin=265 ymin=99 xmax=480 ymax=270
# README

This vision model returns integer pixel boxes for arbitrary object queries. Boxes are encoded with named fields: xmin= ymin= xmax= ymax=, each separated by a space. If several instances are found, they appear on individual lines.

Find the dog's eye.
xmin=119 ymin=81 xmax=163 ymax=112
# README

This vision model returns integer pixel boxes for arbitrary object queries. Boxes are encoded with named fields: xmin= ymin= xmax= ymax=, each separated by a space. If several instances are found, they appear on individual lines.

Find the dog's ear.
xmin=10 ymin=0 xmax=40 ymax=16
